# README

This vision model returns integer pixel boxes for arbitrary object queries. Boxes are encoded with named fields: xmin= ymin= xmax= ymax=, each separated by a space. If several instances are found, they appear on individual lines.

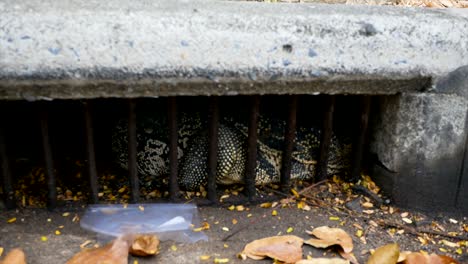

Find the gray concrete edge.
xmin=1 ymin=0 xmax=468 ymax=99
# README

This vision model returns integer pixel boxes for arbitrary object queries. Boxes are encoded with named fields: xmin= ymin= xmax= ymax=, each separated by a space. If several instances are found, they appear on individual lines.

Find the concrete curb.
xmin=0 ymin=0 xmax=467 ymax=99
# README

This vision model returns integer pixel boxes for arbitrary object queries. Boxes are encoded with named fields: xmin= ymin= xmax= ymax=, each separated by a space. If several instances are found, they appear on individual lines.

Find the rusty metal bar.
xmin=207 ymin=97 xmax=219 ymax=203
xmin=168 ymin=97 xmax=179 ymax=200
xmin=316 ymin=96 xmax=336 ymax=182
xmin=83 ymin=101 xmax=99 ymax=204
xmin=350 ymin=96 xmax=372 ymax=182
xmin=0 ymin=107 xmax=15 ymax=209
xmin=39 ymin=105 xmax=57 ymax=210
xmin=245 ymin=96 xmax=260 ymax=201
xmin=128 ymin=99 xmax=139 ymax=203
xmin=280 ymin=95 xmax=298 ymax=193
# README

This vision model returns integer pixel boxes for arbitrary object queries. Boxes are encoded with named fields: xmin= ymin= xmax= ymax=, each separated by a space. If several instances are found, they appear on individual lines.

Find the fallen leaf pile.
xmin=6 ymin=160 xmax=466 ymax=264
xmin=238 ymin=226 xmax=460 ymax=264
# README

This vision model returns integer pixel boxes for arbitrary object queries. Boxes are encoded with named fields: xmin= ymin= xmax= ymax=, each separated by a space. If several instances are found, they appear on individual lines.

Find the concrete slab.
xmin=370 ymin=93 xmax=468 ymax=212
xmin=0 ymin=0 xmax=467 ymax=99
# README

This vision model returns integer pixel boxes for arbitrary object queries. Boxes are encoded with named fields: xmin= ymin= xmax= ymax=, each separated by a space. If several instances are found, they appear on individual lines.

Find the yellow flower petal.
xmin=214 ymin=258 xmax=229 ymax=263
xmin=356 ymin=229 xmax=363 ymax=238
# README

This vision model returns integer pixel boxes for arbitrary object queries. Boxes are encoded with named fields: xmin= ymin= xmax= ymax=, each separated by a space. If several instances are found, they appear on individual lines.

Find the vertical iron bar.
xmin=128 ymin=99 xmax=139 ymax=203
xmin=0 ymin=106 xmax=15 ymax=209
xmin=245 ymin=96 xmax=260 ymax=201
xmin=83 ymin=101 xmax=99 ymax=204
xmin=316 ymin=96 xmax=336 ymax=182
xmin=39 ymin=105 xmax=57 ymax=210
xmin=207 ymin=97 xmax=219 ymax=203
xmin=168 ymin=97 xmax=179 ymax=200
xmin=350 ymin=96 xmax=371 ymax=182
xmin=280 ymin=95 xmax=298 ymax=193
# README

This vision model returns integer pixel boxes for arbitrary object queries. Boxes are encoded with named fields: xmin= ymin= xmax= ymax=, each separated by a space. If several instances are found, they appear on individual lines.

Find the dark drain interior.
xmin=0 ymin=95 xmax=377 ymax=209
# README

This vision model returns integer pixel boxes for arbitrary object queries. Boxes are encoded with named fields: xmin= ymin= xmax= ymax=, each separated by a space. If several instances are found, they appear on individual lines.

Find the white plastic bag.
xmin=80 ymin=203 xmax=208 ymax=243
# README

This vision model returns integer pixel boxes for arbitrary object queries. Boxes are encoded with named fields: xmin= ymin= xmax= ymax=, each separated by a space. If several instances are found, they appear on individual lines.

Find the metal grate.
xmin=0 ymin=95 xmax=372 ymax=210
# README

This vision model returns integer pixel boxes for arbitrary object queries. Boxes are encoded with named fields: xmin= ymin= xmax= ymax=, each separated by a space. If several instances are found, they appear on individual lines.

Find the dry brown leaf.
xmin=239 ymin=235 xmax=303 ymax=263
xmin=305 ymin=226 xmax=353 ymax=253
xmin=0 ymin=248 xmax=27 ymax=264
xmin=193 ymin=222 xmax=210 ymax=232
xmin=296 ymin=258 xmax=350 ymax=264
xmin=338 ymin=249 xmax=359 ymax=264
xmin=401 ymin=252 xmax=460 ymax=264
xmin=397 ymin=251 xmax=413 ymax=262
xmin=66 ymin=235 xmax=134 ymax=264
xmin=440 ymin=240 xmax=458 ymax=248
xmin=366 ymin=243 xmax=399 ymax=264
xmin=129 ymin=235 xmax=160 ymax=257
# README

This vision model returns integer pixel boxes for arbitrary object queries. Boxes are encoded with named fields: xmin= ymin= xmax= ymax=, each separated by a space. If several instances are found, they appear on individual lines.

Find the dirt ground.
xmin=1 ymin=179 xmax=467 ymax=264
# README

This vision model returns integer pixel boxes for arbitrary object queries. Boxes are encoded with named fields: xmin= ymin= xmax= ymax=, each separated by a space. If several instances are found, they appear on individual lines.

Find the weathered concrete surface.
xmin=456 ymin=111 xmax=468 ymax=211
xmin=435 ymin=65 xmax=468 ymax=99
xmin=0 ymin=0 xmax=467 ymax=99
xmin=370 ymin=93 xmax=468 ymax=212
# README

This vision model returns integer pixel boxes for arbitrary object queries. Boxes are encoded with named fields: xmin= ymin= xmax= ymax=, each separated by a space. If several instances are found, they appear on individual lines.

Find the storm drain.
xmin=0 ymin=95 xmax=374 ymax=210
xmin=1 ymin=0 xmax=467 ymax=212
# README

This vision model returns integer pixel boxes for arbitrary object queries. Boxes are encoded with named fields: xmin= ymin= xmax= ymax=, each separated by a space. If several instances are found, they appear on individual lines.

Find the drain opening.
xmin=0 ymin=95 xmax=372 ymax=209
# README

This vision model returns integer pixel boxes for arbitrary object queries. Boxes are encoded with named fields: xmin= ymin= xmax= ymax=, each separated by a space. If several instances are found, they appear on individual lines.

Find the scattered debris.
xmin=4 ymin=165 xmax=466 ymax=263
